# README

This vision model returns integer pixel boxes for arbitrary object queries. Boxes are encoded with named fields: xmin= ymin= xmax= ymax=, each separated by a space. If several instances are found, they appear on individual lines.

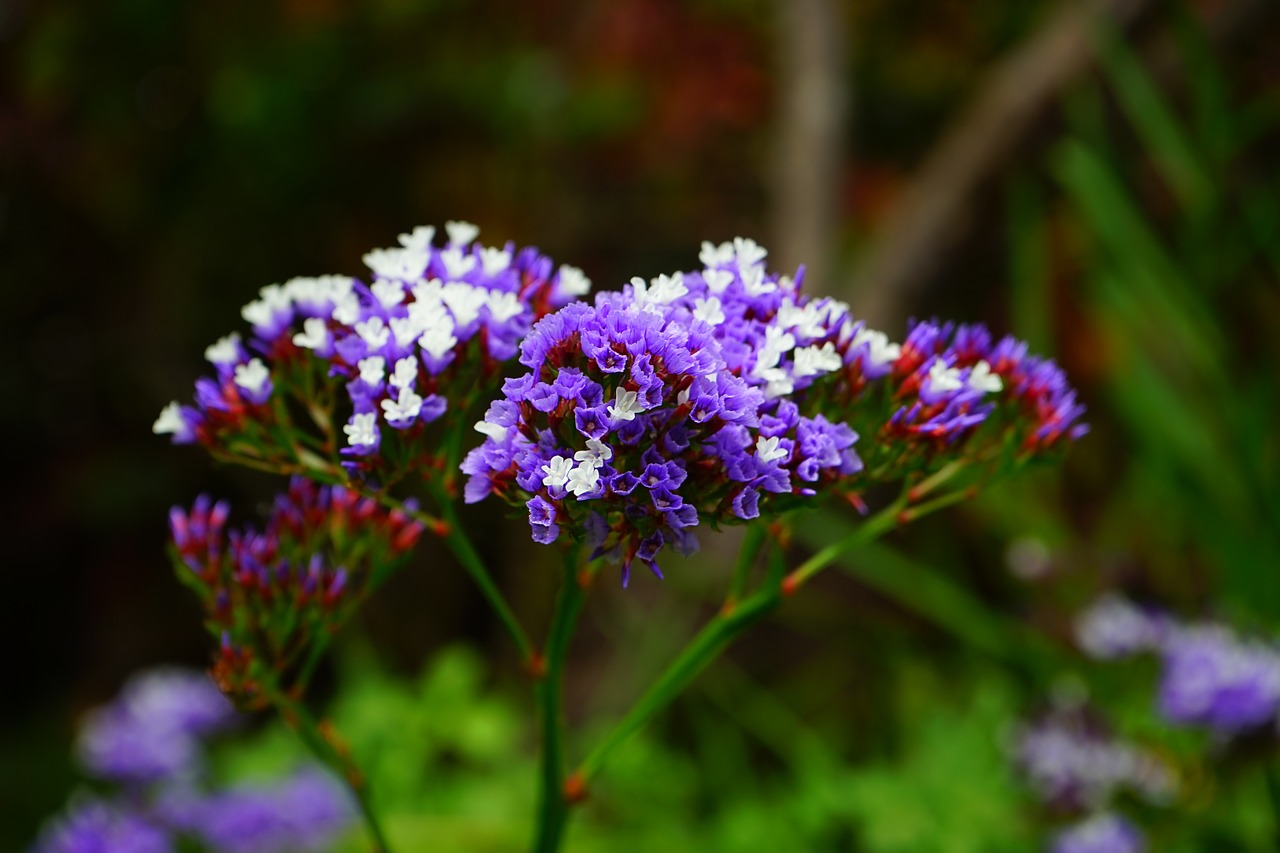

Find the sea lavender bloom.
xmin=31 ymin=797 xmax=173 ymax=853
xmin=1049 ymin=813 xmax=1146 ymax=853
xmin=154 ymin=224 xmax=589 ymax=479
xmin=1157 ymin=625 xmax=1280 ymax=733
xmin=169 ymin=478 xmax=425 ymax=701
xmin=1075 ymin=595 xmax=1170 ymax=660
xmin=461 ymin=283 xmax=862 ymax=583
xmin=1011 ymin=714 xmax=1174 ymax=810
xmin=158 ymin=768 xmax=354 ymax=853
xmin=76 ymin=669 xmax=236 ymax=784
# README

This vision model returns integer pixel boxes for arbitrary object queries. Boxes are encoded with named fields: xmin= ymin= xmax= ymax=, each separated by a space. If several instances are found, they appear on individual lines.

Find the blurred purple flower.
xmin=31 ymin=797 xmax=172 ymax=853
xmin=1049 ymin=813 xmax=1145 ymax=853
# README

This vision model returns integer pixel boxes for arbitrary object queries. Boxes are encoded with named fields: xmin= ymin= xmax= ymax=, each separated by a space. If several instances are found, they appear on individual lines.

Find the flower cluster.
xmin=1010 ymin=712 xmax=1174 ymax=811
xmin=1049 ymin=813 xmax=1146 ymax=853
xmin=462 ymin=241 xmax=867 ymax=582
xmin=33 ymin=668 xmax=353 ymax=853
xmin=1075 ymin=596 xmax=1280 ymax=735
xmin=462 ymin=238 xmax=1086 ymax=581
xmin=153 ymin=223 xmax=590 ymax=481
xmin=169 ymin=477 xmax=425 ymax=704
xmin=77 ymin=669 xmax=237 ymax=784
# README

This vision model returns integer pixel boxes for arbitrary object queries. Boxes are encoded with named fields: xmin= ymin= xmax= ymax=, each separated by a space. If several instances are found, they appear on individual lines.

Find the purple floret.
xmin=76 ymin=669 xmax=237 ymax=784
xmin=1049 ymin=813 xmax=1146 ymax=853
xmin=1157 ymin=625 xmax=1280 ymax=733
xmin=31 ymin=798 xmax=173 ymax=853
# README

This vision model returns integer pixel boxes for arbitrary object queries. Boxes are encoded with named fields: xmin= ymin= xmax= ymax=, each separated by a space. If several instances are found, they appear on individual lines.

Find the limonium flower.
xmin=462 ymin=283 xmax=862 ymax=584
xmin=1049 ymin=813 xmax=1146 ymax=853
xmin=156 ymin=768 xmax=353 ymax=853
xmin=1010 ymin=713 xmax=1174 ymax=811
xmin=169 ymin=477 xmax=424 ymax=703
xmin=153 ymin=223 xmax=590 ymax=482
xmin=76 ymin=669 xmax=237 ymax=784
xmin=32 ymin=799 xmax=172 ymax=853
xmin=1074 ymin=595 xmax=1170 ymax=660
xmin=1157 ymin=625 xmax=1280 ymax=733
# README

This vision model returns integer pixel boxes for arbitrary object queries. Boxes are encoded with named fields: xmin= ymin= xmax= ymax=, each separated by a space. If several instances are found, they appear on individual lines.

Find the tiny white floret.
xmin=398 ymin=226 xmax=436 ymax=252
xmin=486 ymin=291 xmax=523 ymax=324
xmin=541 ymin=456 xmax=574 ymax=488
xmin=152 ymin=402 xmax=185 ymax=435
xmin=344 ymin=413 xmax=379 ymax=447
xmin=693 ymin=296 xmax=725 ymax=326
xmin=292 ymin=317 xmax=329 ymax=350
xmin=355 ymin=316 xmax=390 ymax=350
xmin=566 ymin=462 xmax=601 ymax=497
xmin=381 ymin=386 xmax=424 ymax=424
xmin=371 ymin=278 xmax=406 ymax=309
xmin=926 ymin=360 xmax=964 ymax=395
xmin=440 ymin=247 xmax=477 ymax=280
xmin=607 ymin=386 xmax=645 ymax=422
xmin=205 ymin=333 xmax=242 ymax=366
xmin=357 ymin=356 xmax=386 ymax=386
xmin=475 ymin=420 xmax=508 ymax=442
xmin=233 ymin=359 xmax=270 ymax=395
xmin=557 ymin=265 xmax=591 ymax=297
xmin=445 ymin=220 xmax=480 ymax=246
xmin=968 ymin=360 xmax=1003 ymax=394
xmin=389 ymin=356 xmax=418 ymax=390
xmin=702 ymin=269 xmax=735 ymax=293
xmin=755 ymin=435 xmax=789 ymax=464
xmin=699 ymin=240 xmax=735 ymax=268
xmin=574 ymin=438 xmax=613 ymax=469
xmin=479 ymin=247 xmax=511 ymax=276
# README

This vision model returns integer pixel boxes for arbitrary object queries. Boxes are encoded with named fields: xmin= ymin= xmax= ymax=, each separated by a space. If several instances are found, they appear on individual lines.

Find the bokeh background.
xmin=4 ymin=0 xmax=1280 ymax=849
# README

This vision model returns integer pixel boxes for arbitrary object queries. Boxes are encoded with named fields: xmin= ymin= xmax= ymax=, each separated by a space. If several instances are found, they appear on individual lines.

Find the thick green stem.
xmin=782 ymin=489 xmax=908 ymax=593
xmin=532 ymin=547 xmax=587 ymax=853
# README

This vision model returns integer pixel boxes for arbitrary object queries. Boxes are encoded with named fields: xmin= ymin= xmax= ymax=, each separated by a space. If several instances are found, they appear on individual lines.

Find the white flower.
xmin=292 ymin=317 xmax=329 ymax=350
xmin=699 ymin=240 xmax=735 ymax=268
xmin=541 ymin=456 xmax=574 ymax=488
xmin=363 ymin=247 xmax=428 ymax=281
xmin=702 ymin=268 xmax=735 ymax=293
xmin=204 ymin=333 xmax=242 ymax=365
xmin=480 ymin=247 xmax=511 ymax=276
xmin=607 ymin=386 xmax=645 ymax=422
xmin=574 ymin=438 xmax=613 ymax=469
xmin=389 ymin=356 xmax=418 ymax=390
xmin=693 ymin=296 xmax=725 ymax=326
xmin=398 ymin=226 xmax=436 ymax=252
xmin=357 ymin=356 xmax=386 ymax=386
xmin=486 ymin=291 xmax=523 ymax=324
xmin=791 ymin=342 xmax=841 ymax=378
xmin=371 ymin=278 xmax=406 ymax=309
xmin=442 ymin=282 xmax=487 ymax=327
xmin=566 ymin=461 xmax=601 ymax=497
xmin=410 ymin=278 xmax=444 ymax=304
xmin=389 ymin=316 xmax=423 ymax=349
xmin=419 ymin=324 xmax=458 ymax=360
xmin=760 ymin=368 xmax=795 ymax=399
xmin=755 ymin=435 xmax=789 ymax=464
xmin=733 ymin=236 xmax=768 ymax=269
xmin=445 ymin=220 xmax=480 ymax=246
xmin=775 ymin=300 xmax=827 ymax=339
xmin=354 ymin=316 xmax=390 ymax=350
xmin=557 ymin=265 xmax=591 ymax=296
xmin=474 ymin=419 xmax=508 ymax=441
xmin=648 ymin=272 xmax=688 ymax=304
xmin=968 ymin=360 xmax=1003 ymax=394
xmin=439 ymin=247 xmax=477 ymax=280
xmin=258 ymin=283 xmax=292 ymax=310
xmin=343 ymin=412 xmax=379 ymax=447
xmin=853 ymin=327 xmax=902 ymax=369
xmin=381 ymin=386 xmax=424 ymax=424
xmin=152 ymin=401 xmax=185 ymax=435
xmin=331 ymin=293 xmax=362 ymax=325
xmin=926 ymin=360 xmax=964 ymax=395
xmin=233 ymin=359 xmax=270 ymax=395
xmin=241 ymin=298 xmax=277 ymax=329
xmin=740 ymin=264 xmax=776 ymax=296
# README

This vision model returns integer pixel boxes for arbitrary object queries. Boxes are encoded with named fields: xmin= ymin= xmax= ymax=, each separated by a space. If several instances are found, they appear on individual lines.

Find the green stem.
xmin=266 ymin=681 xmax=392 ymax=853
xmin=782 ymin=489 xmax=909 ymax=593
xmin=725 ymin=525 xmax=767 ymax=606
xmin=532 ymin=546 xmax=587 ymax=853
xmin=430 ymin=494 xmax=538 ymax=668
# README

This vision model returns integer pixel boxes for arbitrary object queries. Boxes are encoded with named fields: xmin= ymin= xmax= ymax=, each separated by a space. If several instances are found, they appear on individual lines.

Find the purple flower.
xmin=1075 ymin=595 xmax=1170 ymax=660
xmin=156 ymin=224 xmax=590 ymax=477
xmin=76 ymin=669 xmax=237 ymax=784
xmin=1157 ymin=625 xmax=1280 ymax=733
xmin=31 ymin=798 xmax=172 ymax=853
xmin=1010 ymin=713 xmax=1174 ymax=810
xmin=160 ymin=768 xmax=354 ymax=853
xmin=1049 ymin=813 xmax=1146 ymax=853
